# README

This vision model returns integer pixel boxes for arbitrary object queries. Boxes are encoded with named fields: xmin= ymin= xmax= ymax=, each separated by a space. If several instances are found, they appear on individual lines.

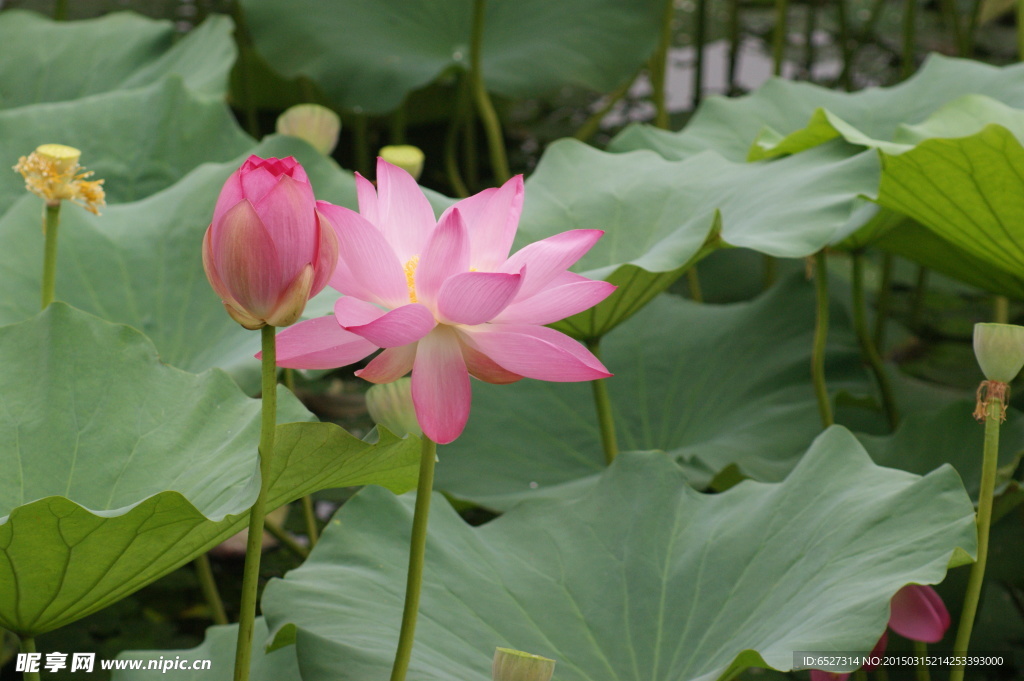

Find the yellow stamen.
xmin=403 ymin=255 xmax=420 ymax=302
xmin=13 ymin=144 xmax=106 ymax=215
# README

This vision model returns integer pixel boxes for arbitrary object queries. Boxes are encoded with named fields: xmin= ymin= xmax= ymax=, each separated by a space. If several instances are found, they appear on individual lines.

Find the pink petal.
xmin=357 ymin=345 xmax=417 ymax=383
xmin=888 ymin=585 xmax=950 ymax=643
xmin=416 ymin=207 xmax=470 ymax=306
xmin=270 ymin=316 xmax=377 ymax=370
xmin=318 ymin=201 xmax=408 ymax=308
xmin=334 ymin=296 xmax=388 ymax=326
xmin=339 ymin=300 xmax=436 ymax=348
xmin=212 ymin=169 xmax=245 ymax=227
xmin=459 ymin=338 xmax=522 ymax=384
xmin=809 ymin=671 xmax=850 ymax=681
xmin=440 ymin=174 xmax=523 ymax=271
xmin=239 ymin=165 xmax=279 ymax=203
xmin=212 ymin=201 xmax=282 ymax=317
xmin=251 ymin=174 xmax=317 ymax=276
xmin=354 ymin=172 xmax=380 ymax=227
xmin=862 ymin=632 xmax=888 ymax=671
xmin=492 ymin=272 xmax=615 ymax=325
xmin=457 ymin=324 xmax=611 ymax=382
xmin=412 ymin=327 xmax=471 ymax=444
xmin=436 ymin=270 xmax=523 ymax=325
xmin=375 ymin=158 xmax=436 ymax=262
xmin=501 ymin=229 xmax=604 ymax=300
xmin=309 ymin=210 xmax=340 ymax=297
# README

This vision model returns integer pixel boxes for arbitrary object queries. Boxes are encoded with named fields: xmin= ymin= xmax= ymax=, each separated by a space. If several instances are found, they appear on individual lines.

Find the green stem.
xmin=873 ymin=253 xmax=894 ymax=350
xmin=909 ymin=265 xmax=929 ymax=332
xmin=586 ymin=339 xmax=619 ymax=464
xmin=772 ymin=0 xmax=790 ymax=76
xmin=574 ymin=72 xmax=638 ymax=142
xmin=230 ymin=0 xmax=260 ymax=138
xmin=913 ymin=640 xmax=930 ymax=681
xmin=949 ymin=394 xmax=1003 ymax=681
xmin=901 ymin=0 xmax=917 ymax=81
xmin=965 ymin=0 xmax=982 ymax=55
xmin=803 ymin=0 xmax=819 ymax=80
xmin=835 ymin=0 xmax=853 ymax=90
xmin=194 ymin=553 xmax=228 ymax=625
xmin=390 ymin=102 xmax=407 ymax=145
xmin=726 ymin=0 xmax=741 ymax=95
xmin=353 ymin=115 xmax=370 ymax=178
xmin=651 ymin=0 xmax=674 ymax=126
xmin=389 ymin=436 xmax=438 ymax=681
xmin=469 ymin=0 xmax=510 ymax=183
xmin=301 ymin=495 xmax=319 ymax=548
xmin=444 ymin=73 xmax=471 ymax=198
xmin=763 ymin=254 xmax=777 ymax=290
xmin=263 ymin=516 xmax=310 ymax=560
xmin=40 ymin=202 xmax=61 ymax=309
xmin=686 ymin=267 xmax=703 ymax=303
xmin=54 ymin=0 xmax=68 ymax=20
xmin=19 ymin=635 xmax=39 ymax=681
xmin=994 ymin=295 xmax=1010 ymax=324
xmin=233 ymin=325 xmax=277 ymax=681
xmin=693 ymin=0 xmax=707 ymax=108
xmin=938 ymin=0 xmax=966 ymax=55
xmin=851 ymin=253 xmax=900 ymax=430
xmin=812 ymin=251 xmax=834 ymax=428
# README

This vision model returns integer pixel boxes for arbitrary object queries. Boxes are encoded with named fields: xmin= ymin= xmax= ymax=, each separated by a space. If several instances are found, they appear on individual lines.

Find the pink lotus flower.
xmin=273 ymin=158 xmax=616 ymax=443
xmin=809 ymin=585 xmax=950 ymax=681
xmin=203 ymin=155 xmax=338 ymax=329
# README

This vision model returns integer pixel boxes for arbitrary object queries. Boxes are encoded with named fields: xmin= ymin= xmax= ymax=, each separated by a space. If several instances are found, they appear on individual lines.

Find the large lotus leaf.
xmin=0 ymin=304 xmax=419 ymax=636
xmin=872 ymin=124 xmax=1024 ymax=299
xmin=434 ymin=275 xmax=868 ymax=509
xmin=521 ymin=139 xmax=877 ymax=339
xmin=609 ymin=54 xmax=1024 ymax=162
xmin=0 ymin=77 xmax=254 ymax=208
xmin=111 ymin=619 xmax=299 ymax=681
xmin=239 ymin=0 xmax=663 ymax=114
xmin=262 ymin=430 xmax=975 ymax=681
xmin=0 ymin=134 xmax=356 ymax=387
xmin=0 ymin=11 xmax=235 ymax=109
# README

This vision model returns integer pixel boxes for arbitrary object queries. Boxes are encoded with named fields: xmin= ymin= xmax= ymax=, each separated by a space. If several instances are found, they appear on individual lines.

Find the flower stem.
xmin=586 ymin=339 xmax=619 ymax=465
xmin=194 ymin=553 xmax=228 ymax=625
xmin=901 ymin=0 xmax=917 ymax=81
xmin=650 ymin=0 xmax=673 ymax=127
xmin=949 ymin=394 xmax=1002 ymax=681
xmin=262 ymin=516 xmax=309 ymax=560
xmin=873 ymin=253 xmax=893 ymax=350
xmin=469 ymin=0 xmax=510 ymax=183
xmin=994 ymin=295 xmax=1009 ymax=324
xmin=851 ymin=252 xmax=899 ymax=430
xmin=811 ymin=251 xmax=833 ymax=428
xmin=444 ymin=71 xmax=472 ymax=198
xmin=19 ymin=634 xmax=39 ymax=681
xmin=389 ymin=436 xmax=438 ymax=681
xmin=233 ymin=325 xmax=277 ymax=681
xmin=40 ymin=202 xmax=61 ymax=309
xmin=281 ymin=368 xmax=319 ymax=548
xmin=913 ymin=641 xmax=929 ymax=681
xmin=54 ymin=0 xmax=68 ymax=20
xmin=771 ymin=0 xmax=790 ymax=76
xmin=574 ymin=71 xmax=637 ymax=143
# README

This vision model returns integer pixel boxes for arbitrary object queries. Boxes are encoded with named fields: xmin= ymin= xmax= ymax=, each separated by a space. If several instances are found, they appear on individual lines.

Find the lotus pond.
xmin=1 ymin=1 xmax=1023 ymax=680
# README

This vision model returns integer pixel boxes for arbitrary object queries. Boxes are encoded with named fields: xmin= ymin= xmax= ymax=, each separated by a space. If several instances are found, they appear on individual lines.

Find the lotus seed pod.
xmin=973 ymin=323 xmax=1024 ymax=383
xmin=365 ymin=378 xmax=421 ymax=437
xmin=13 ymin=143 xmax=105 ymax=214
xmin=379 ymin=144 xmax=425 ymax=180
xmin=276 ymin=104 xmax=341 ymax=156
xmin=36 ymin=143 xmax=82 ymax=174
xmin=492 ymin=647 xmax=555 ymax=681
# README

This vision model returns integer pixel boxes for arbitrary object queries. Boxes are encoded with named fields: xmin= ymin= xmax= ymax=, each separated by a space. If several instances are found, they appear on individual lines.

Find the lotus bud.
xmin=492 ymin=648 xmax=555 ymax=681
xmin=888 ymin=584 xmax=950 ymax=643
xmin=202 ymin=155 xmax=339 ymax=329
xmin=13 ymin=143 xmax=105 ymax=214
xmin=379 ymin=144 xmax=424 ymax=180
xmin=365 ymin=378 xmax=421 ymax=437
xmin=276 ymin=104 xmax=341 ymax=156
xmin=973 ymin=323 xmax=1024 ymax=383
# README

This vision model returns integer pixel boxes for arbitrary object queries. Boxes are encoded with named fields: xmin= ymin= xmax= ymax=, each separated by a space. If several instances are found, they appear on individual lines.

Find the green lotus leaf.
xmin=262 ymin=429 xmax=975 ymax=680
xmin=0 ymin=134 xmax=356 ymax=387
xmin=434 ymin=275 xmax=868 ymax=509
xmin=239 ymin=0 xmax=663 ymax=114
xmin=0 ymin=11 xmax=235 ymax=109
xmin=0 ymin=304 xmax=419 ymax=636
xmin=111 ymin=619 xmax=299 ymax=681
xmin=609 ymin=55 xmax=1024 ymax=162
xmin=520 ymin=139 xmax=877 ymax=339
xmin=1 ymin=78 xmax=253 ymax=208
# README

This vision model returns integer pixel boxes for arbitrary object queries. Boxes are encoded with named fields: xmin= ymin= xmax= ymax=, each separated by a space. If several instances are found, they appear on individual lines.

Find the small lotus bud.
xmin=276 ymin=104 xmax=341 ymax=156
xmin=973 ymin=323 xmax=1024 ymax=383
xmin=492 ymin=648 xmax=555 ymax=681
xmin=379 ymin=145 xmax=424 ymax=180
xmin=365 ymin=378 xmax=421 ymax=437
xmin=13 ymin=143 xmax=105 ymax=214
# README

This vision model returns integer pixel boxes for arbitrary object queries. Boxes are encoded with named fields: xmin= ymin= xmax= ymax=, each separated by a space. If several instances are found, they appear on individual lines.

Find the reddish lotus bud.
xmin=202 ymin=156 xmax=338 ymax=329
xmin=888 ymin=584 xmax=950 ymax=643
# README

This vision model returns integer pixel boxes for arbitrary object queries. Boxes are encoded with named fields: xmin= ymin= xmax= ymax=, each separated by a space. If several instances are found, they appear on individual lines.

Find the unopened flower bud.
xmin=365 ymin=378 xmax=421 ymax=437
xmin=492 ymin=648 xmax=555 ymax=681
xmin=276 ymin=104 xmax=341 ymax=156
xmin=379 ymin=145 xmax=424 ymax=180
xmin=973 ymin=323 xmax=1024 ymax=383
